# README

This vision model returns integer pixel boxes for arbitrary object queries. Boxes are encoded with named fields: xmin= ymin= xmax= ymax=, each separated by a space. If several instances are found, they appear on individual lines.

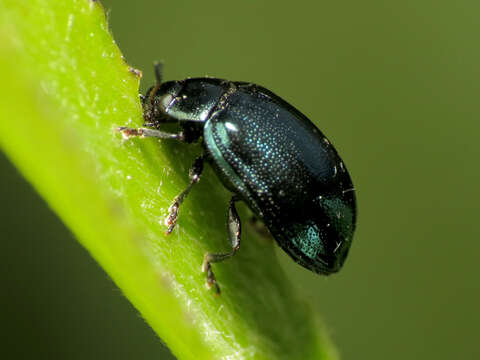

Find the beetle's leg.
xmin=165 ymin=155 xmax=204 ymax=234
xmin=202 ymin=196 xmax=241 ymax=294
xmin=116 ymin=126 xmax=186 ymax=142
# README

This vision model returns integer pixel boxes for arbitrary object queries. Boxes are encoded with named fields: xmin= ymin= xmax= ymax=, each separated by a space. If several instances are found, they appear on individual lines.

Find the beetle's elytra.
xmin=118 ymin=64 xmax=357 ymax=293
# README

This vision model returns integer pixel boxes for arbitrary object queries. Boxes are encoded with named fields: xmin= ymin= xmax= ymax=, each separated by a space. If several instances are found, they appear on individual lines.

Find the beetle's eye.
xmin=159 ymin=94 xmax=175 ymax=111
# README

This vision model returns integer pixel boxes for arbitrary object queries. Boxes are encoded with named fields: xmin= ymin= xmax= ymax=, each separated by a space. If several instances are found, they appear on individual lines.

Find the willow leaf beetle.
xmin=118 ymin=63 xmax=357 ymax=294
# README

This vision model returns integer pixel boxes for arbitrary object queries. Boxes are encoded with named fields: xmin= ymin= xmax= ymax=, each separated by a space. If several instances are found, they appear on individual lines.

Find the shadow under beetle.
xmin=118 ymin=64 xmax=357 ymax=294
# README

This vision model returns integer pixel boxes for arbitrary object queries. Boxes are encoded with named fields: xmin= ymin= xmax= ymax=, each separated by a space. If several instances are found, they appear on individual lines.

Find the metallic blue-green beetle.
xmin=119 ymin=64 xmax=357 ymax=293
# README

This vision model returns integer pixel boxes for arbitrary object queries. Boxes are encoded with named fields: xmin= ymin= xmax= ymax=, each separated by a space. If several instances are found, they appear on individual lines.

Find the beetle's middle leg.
xmin=202 ymin=195 xmax=241 ymax=294
xmin=165 ymin=155 xmax=205 ymax=234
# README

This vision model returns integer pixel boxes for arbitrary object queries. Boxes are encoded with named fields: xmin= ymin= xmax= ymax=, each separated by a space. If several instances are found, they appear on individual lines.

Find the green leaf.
xmin=0 ymin=1 xmax=338 ymax=359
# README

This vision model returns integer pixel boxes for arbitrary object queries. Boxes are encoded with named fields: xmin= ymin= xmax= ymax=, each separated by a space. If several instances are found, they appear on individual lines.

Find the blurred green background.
xmin=1 ymin=0 xmax=479 ymax=359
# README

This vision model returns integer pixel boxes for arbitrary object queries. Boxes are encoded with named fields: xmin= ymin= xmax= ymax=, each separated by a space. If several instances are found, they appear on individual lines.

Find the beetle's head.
xmin=142 ymin=81 xmax=184 ymax=124
xmin=143 ymin=78 xmax=227 ymax=125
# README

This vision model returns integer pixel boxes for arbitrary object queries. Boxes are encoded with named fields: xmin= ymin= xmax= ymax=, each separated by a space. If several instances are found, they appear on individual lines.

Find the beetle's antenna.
xmin=148 ymin=62 xmax=164 ymax=103
xmin=154 ymin=61 xmax=163 ymax=85
xmin=157 ymin=61 xmax=163 ymax=85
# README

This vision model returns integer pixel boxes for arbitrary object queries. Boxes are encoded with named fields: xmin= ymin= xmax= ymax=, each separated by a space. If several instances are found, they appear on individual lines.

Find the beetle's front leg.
xmin=202 ymin=196 xmax=241 ymax=294
xmin=116 ymin=126 xmax=185 ymax=142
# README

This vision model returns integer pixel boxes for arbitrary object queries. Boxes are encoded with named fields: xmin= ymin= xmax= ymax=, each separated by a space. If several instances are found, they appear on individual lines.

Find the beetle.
xmin=118 ymin=64 xmax=357 ymax=294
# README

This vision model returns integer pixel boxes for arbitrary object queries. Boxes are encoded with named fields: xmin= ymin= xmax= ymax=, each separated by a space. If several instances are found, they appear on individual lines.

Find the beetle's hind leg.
xmin=202 ymin=196 xmax=241 ymax=294
xmin=165 ymin=155 xmax=205 ymax=234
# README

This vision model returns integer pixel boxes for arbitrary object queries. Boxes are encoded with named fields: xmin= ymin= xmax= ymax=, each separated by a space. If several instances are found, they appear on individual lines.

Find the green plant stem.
xmin=0 ymin=1 xmax=337 ymax=359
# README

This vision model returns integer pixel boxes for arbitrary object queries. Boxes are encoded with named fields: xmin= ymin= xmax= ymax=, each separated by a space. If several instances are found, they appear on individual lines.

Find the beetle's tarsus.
xmin=202 ymin=258 xmax=221 ymax=294
xmin=116 ymin=126 xmax=143 ymax=139
xmin=165 ymin=200 xmax=180 ymax=234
